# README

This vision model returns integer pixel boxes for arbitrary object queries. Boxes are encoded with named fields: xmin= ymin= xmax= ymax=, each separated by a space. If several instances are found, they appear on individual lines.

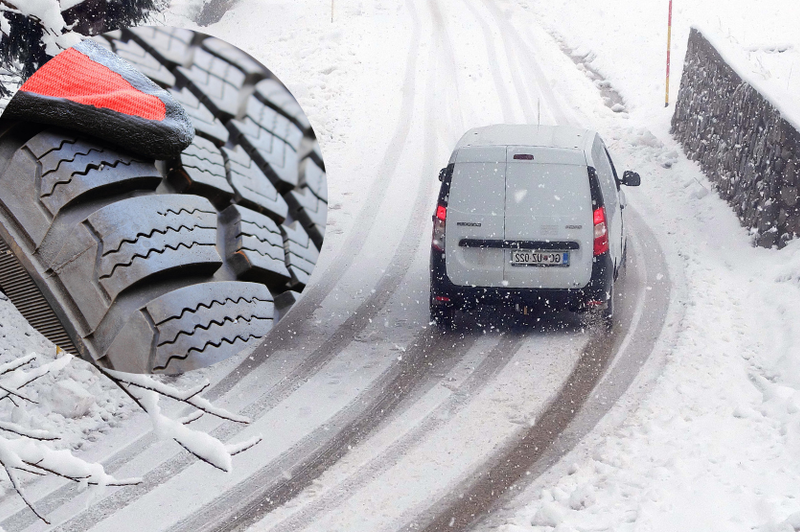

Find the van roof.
xmin=454 ymin=124 xmax=595 ymax=153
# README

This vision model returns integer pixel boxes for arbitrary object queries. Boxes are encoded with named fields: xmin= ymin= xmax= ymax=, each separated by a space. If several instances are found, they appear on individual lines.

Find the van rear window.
xmin=505 ymin=163 xmax=591 ymax=218
xmin=448 ymin=162 xmax=506 ymax=215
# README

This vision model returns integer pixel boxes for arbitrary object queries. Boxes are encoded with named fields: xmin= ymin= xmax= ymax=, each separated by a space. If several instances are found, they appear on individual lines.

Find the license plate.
xmin=510 ymin=250 xmax=569 ymax=266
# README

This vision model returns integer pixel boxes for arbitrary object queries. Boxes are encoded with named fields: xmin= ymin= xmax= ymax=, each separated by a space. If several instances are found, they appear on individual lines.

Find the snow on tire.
xmin=0 ymin=28 xmax=327 ymax=374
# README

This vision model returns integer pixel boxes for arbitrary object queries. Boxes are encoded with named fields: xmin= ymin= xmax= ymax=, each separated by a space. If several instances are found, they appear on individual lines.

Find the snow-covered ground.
xmin=2 ymin=0 xmax=800 ymax=530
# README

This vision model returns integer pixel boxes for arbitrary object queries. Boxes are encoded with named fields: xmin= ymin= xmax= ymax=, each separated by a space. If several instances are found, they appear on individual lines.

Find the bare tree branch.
xmin=12 ymin=466 xmax=44 ymax=477
xmin=0 ymin=382 xmax=35 ymax=404
xmin=228 ymin=436 xmax=262 ymax=456
xmin=178 ymin=411 xmax=204 ymax=425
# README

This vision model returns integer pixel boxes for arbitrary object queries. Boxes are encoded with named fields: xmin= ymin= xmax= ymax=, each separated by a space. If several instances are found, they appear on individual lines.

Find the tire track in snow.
xmin=166 ymin=0 xmax=475 ymax=532
xmin=426 ymin=0 xmax=464 ymax=135
xmin=480 ymin=0 xmax=570 ymax=126
xmin=204 ymin=1 xmax=564 ymax=527
xmin=401 ymin=211 xmax=670 ymax=532
xmin=241 ymin=1 xmax=565 ymax=524
xmin=170 ymin=331 xmax=481 ymax=532
xmin=457 ymin=0 xmax=515 ymax=122
xmin=402 ymin=332 xmax=617 ymax=532
xmin=473 ymin=2 xmax=537 ymax=123
xmin=257 ymin=333 xmax=525 ymax=532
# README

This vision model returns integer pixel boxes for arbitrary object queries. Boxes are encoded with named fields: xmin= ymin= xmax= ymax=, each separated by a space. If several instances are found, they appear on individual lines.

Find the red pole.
xmin=665 ymin=0 xmax=673 ymax=107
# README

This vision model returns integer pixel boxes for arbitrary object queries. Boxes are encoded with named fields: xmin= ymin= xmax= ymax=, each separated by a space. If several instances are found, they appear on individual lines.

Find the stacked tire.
xmin=0 ymin=27 xmax=326 ymax=374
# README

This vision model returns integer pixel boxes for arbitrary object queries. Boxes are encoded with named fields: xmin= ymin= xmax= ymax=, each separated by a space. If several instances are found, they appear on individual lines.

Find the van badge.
xmin=565 ymin=224 xmax=582 ymax=229
xmin=457 ymin=222 xmax=481 ymax=227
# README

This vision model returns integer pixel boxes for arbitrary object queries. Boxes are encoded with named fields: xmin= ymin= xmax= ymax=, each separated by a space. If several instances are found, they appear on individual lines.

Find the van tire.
xmin=430 ymin=303 xmax=456 ymax=331
xmin=0 ymin=28 xmax=326 ymax=374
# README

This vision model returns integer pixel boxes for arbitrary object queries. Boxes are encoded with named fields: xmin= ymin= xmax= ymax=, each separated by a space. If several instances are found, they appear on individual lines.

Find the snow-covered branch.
xmin=1 ymin=433 xmax=142 ymax=524
xmin=101 ymin=368 xmax=262 ymax=473
xmin=105 ymin=369 xmax=251 ymax=424
xmin=0 ymin=352 xmax=35 ymax=375
xmin=0 ymin=0 xmax=79 ymax=57
xmin=0 ymin=351 xmax=261 ymax=524
xmin=0 ymin=419 xmax=59 ymax=440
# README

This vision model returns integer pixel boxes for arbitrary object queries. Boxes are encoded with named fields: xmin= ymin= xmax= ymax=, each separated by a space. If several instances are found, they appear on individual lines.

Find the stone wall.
xmin=671 ymin=27 xmax=800 ymax=248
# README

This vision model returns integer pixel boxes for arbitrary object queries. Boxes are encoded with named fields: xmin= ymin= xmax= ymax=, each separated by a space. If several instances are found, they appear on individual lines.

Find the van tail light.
xmin=593 ymin=206 xmax=609 ymax=255
xmin=432 ymin=205 xmax=446 ymax=252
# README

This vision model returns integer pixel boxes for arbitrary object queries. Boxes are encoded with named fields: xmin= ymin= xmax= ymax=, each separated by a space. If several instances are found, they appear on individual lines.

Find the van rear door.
xmin=503 ymin=147 xmax=593 ymax=289
xmin=444 ymin=146 xmax=506 ymax=287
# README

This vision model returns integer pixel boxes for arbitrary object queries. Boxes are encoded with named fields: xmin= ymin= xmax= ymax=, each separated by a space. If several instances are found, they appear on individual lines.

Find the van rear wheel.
xmin=430 ymin=302 xmax=456 ymax=330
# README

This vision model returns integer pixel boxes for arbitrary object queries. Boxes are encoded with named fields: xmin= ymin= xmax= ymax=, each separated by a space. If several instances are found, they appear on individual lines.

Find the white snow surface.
xmin=1 ymin=0 xmax=799 ymax=530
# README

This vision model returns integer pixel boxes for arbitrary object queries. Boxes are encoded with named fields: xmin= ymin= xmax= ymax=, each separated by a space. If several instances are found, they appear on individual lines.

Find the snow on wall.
xmin=671 ymin=27 xmax=800 ymax=248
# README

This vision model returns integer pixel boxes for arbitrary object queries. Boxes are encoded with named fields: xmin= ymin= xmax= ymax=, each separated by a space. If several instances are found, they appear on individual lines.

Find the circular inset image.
xmin=0 ymin=27 xmax=327 ymax=374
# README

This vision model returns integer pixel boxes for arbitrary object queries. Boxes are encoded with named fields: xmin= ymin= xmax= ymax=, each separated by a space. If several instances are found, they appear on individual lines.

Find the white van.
xmin=429 ymin=124 xmax=640 ymax=328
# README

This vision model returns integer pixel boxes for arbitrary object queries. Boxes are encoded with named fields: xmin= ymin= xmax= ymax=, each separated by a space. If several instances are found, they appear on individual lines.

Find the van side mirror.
xmin=622 ymin=170 xmax=640 ymax=186
xmin=438 ymin=167 xmax=447 ymax=181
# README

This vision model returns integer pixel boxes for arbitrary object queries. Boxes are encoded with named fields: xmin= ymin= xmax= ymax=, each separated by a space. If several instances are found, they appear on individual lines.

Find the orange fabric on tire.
xmin=20 ymin=47 xmax=166 ymax=121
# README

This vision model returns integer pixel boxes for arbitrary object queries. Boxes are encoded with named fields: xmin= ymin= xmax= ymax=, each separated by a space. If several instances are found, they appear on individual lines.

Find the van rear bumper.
xmin=430 ymin=249 xmax=612 ymax=311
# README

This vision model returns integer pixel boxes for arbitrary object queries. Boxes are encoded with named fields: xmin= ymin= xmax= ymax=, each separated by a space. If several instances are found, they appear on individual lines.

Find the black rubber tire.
xmin=0 ymin=27 xmax=326 ymax=374
xmin=430 ymin=300 xmax=456 ymax=331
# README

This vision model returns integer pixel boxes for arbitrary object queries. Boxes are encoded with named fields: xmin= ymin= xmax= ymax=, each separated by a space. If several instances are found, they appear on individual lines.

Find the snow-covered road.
xmin=0 ymin=0 xmax=677 ymax=530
